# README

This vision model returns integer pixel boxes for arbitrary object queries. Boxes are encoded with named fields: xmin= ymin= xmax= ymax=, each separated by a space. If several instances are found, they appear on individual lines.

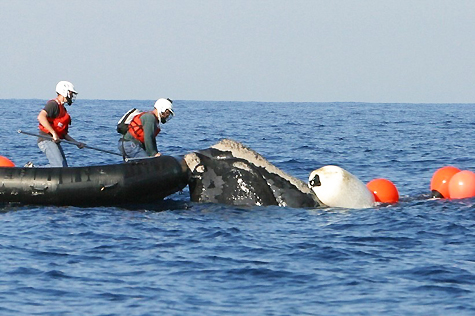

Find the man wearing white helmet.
xmin=31 ymin=81 xmax=85 ymax=167
xmin=118 ymin=98 xmax=174 ymax=158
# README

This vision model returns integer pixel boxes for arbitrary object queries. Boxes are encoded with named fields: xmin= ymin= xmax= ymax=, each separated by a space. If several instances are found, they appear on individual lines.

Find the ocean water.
xmin=0 ymin=99 xmax=474 ymax=315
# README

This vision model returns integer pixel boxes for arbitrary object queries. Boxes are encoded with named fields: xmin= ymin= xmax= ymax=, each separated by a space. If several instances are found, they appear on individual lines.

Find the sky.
xmin=1 ymin=0 xmax=475 ymax=103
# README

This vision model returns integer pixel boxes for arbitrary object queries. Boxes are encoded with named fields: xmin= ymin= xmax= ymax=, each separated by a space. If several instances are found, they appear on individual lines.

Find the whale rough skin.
xmin=183 ymin=139 xmax=322 ymax=208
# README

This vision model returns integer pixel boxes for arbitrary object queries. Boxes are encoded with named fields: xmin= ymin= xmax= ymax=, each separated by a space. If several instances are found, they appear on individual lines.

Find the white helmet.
xmin=56 ymin=81 xmax=78 ymax=104
xmin=154 ymin=98 xmax=174 ymax=120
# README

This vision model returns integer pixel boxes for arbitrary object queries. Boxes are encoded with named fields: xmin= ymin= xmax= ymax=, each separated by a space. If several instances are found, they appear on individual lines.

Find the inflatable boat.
xmin=0 ymin=156 xmax=189 ymax=207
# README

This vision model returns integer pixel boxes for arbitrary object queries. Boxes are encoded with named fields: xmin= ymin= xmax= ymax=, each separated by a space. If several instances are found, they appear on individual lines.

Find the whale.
xmin=308 ymin=165 xmax=375 ymax=209
xmin=183 ymin=139 xmax=322 ymax=208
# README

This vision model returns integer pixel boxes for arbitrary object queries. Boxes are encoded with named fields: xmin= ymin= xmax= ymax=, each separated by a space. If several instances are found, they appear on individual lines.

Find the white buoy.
xmin=308 ymin=165 xmax=375 ymax=209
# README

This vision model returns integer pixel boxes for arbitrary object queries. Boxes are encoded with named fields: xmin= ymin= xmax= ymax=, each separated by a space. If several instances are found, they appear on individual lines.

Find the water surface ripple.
xmin=0 ymin=100 xmax=474 ymax=315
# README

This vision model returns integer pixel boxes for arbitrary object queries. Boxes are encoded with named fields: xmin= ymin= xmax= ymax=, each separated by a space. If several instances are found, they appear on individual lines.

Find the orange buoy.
xmin=0 ymin=156 xmax=15 ymax=167
xmin=366 ymin=178 xmax=399 ymax=203
xmin=430 ymin=166 xmax=461 ymax=199
xmin=448 ymin=170 xmax=475 ymax=199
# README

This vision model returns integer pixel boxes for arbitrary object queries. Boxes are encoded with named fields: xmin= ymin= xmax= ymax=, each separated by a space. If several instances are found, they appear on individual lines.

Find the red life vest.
xmin=38 ymin=98 xmax=71 ymax=139
xmin=128 ymin=112 xmax=160 ymax=143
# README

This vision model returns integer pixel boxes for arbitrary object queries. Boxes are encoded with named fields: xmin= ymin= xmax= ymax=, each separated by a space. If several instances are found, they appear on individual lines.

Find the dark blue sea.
xmin=1 ymin=99 xmax=474 ymax=315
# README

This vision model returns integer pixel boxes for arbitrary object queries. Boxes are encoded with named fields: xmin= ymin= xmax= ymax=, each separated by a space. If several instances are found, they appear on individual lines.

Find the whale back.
xmin=184 ymin=139 xmax=321 ymax=208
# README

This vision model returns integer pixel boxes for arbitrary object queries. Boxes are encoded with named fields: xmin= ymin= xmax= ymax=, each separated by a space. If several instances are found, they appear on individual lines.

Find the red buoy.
xmin=430 ymin=166 xmax=461 ymax=198
xmin=366 ymin=178 xmax=399 ymax=203
xmin=448 ymin=170 xmax=475 ymax=199
xmin=0 ymin=156 xmax=15 ymax=167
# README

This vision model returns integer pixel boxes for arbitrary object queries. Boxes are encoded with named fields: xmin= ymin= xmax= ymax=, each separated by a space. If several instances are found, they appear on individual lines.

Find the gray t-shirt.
xmin=43 ymin=99 xmax=60 ymax=118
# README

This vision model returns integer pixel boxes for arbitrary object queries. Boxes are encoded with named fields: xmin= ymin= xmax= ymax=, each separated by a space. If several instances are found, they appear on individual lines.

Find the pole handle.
xmin=18 ymin=130 xmax=122 ymax=157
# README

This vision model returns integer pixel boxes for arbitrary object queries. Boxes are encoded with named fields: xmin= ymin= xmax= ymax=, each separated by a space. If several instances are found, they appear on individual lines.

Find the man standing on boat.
xmin=27 ymin=81 xmax=85 ymax=167
xmin=118 ymin=98 xmax=174 ymax=159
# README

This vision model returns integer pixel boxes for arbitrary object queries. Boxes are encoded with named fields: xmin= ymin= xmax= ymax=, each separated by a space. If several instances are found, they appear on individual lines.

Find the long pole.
xmin=18 ymin=130 xmax=122 ymax=157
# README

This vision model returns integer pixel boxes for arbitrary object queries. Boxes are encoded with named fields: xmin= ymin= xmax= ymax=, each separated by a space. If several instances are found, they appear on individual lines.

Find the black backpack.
xmin=117 ymin=108 xmax=141 ymax=135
